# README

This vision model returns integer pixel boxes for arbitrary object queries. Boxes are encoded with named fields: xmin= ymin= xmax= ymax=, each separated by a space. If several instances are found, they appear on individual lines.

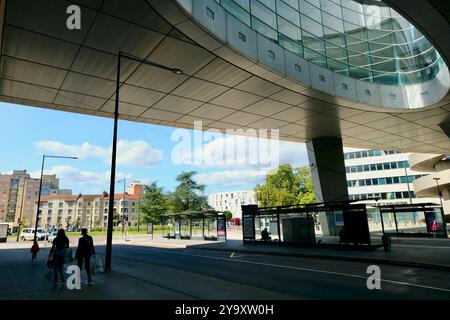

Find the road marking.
xmin=114 ymin=246 xmax=450 ymax=293
xmin=394 ymin=244 xmax=450 ymax=249
xmin=230 ymin=252 xmax=235 ymax=258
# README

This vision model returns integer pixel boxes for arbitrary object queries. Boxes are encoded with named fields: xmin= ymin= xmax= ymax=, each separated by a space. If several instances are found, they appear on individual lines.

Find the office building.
xmin=344 ymin=148 xmax=438 ymax=205
xmin=208 ymin=190 xmax=256 ymax=219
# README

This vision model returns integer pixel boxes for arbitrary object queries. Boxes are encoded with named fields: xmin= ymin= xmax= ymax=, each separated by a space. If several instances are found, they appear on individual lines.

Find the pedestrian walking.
xmin=49 ymin=229 xmax=69 ymax=287
xmin=75 ymin=228 xmax=95 ymax=286
xmin=30 ymin=240 xmax=40 ymax=261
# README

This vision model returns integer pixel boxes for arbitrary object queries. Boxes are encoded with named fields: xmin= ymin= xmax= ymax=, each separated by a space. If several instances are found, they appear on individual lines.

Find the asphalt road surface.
xmin=96 ymin=244 xmax=450 ymax=299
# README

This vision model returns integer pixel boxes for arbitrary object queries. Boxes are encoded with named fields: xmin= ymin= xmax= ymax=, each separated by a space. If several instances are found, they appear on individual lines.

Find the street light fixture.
xmin=434 ymin=177 xmax=444 ymax=209
xmin=117 ymin=178 xmax=127 ymax=237
xmin=33 ymin=155 xmax=78 ymax=242
xmin=104 ymin=51 xmax=183 ymax=273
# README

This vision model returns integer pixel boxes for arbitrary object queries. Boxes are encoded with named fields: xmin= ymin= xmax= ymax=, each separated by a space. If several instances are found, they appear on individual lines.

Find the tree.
xmin=139 ymin=182 xmax=171 ymax=224
xmin=171 ymin=171 xmax=210 ymax=212
xmin=113 ymin=209 xmax=121 ymax=227
xmin=254 ymin=164 xmax=316 ymax=207
xmin=224 ymin=210 xmax=233 ymax=220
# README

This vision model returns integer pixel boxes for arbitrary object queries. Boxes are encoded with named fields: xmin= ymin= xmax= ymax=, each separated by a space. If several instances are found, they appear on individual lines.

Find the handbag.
xmin=94 ymin=257 xmax=104 ymax=273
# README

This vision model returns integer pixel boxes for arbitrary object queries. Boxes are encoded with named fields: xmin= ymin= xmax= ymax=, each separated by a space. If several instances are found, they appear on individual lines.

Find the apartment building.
xmin=0 ymin=170 xmax=62 ymax=231
xmin=207 ymin=190 xmax=256 ymax=219
xmin=37 ymin=182 xmax=144 ymax=230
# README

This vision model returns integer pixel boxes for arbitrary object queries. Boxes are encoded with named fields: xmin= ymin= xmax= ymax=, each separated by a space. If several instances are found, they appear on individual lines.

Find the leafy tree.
xmin=171 ymin=171 xmax=210 ymax=212
xmin=113 ymin=209 xmax=121 ymax=226
xmin=224 ymin=210 xmax=232 ymax=220
xmin=255 ymin=164 xmax=316 ymax=207
xmin=139 ymin=182 xmax=171 ymax=224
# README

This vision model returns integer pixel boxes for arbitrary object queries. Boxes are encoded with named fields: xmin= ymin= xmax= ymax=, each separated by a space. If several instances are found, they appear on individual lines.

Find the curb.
xmin=186 ymin=245 xmax=450 ymax=272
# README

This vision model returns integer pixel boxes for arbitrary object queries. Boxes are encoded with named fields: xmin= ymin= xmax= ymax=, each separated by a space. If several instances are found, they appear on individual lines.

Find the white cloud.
xmin=34 ymin=140 xmax=163 ymax=168
xmin=171 ymin=131 xmax=308 ymax=170
xmin=28 ymin=165 xmax=133 ymax=194
xmin=195 ymin=169 xmax=267 ymax=187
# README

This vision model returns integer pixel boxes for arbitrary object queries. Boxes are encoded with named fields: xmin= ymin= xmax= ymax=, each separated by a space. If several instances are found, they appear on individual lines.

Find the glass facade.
xmin=214 ymin=0 xmax=446 ymax=85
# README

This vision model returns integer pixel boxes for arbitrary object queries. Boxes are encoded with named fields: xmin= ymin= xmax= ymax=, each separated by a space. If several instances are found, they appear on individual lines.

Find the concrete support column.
xmin=306 ymin=137 xmax=349 ymax=236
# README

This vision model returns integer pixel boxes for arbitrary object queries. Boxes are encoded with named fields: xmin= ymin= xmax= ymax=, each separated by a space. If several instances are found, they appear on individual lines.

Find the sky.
xmin=0 ymin=102 xmax=309 ymax=195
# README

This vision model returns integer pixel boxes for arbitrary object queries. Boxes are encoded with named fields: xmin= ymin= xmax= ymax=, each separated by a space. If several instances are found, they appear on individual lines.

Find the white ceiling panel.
xmin=235 ymin=76 xmax=283 ymax=97
xmin=150 ymin=95 xmax=203 ymax=114
xmin=2 ymin=57 xmax=67 ymax=89
xmin=188 ymin=103 xmax=235 ymax=120
xmin=119 ymin=84 xmax=165 ymax=107
xmin=148 ymin=36 xmax=215 ymax=76
xmin=220 ymin=111 xmax=264 ymax=126
xmin=126 ymin=64 xmax=188 ymax=93
xmin=210 ymin=89 xmax=262 ymax=109
xmin=84 ymin=14 xmax=164 ymax=57
xmin=141 ymin=107 xmax=183 ymax=121
xmin=102 ymin=100 xmax=148 ymax=117
xmin=172 ymin=78 xmax=228 ymax=102
xmin=0 ymin=80 xmax=57 ymax=103
xmin=54 ymin=91 xmax=106 ymax=110
xmin=61 ymin=72 xmax=116 ymax=98
xmin=194 ymin=58 xmax=252 ymax=87
xmin=3 ymin=26 xmax=79 ymax=69
xmin=242 ymin=99 xmax=291 ymax=116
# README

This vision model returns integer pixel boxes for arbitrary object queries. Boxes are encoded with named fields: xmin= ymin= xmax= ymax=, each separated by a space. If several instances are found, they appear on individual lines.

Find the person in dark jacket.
xmin=75 ymin=228 xmax=95 ymax=285
xmin=31 ymin=240 xmax=40 ymax=261
xmin=49 ymin=229 xmax=69 ymax=286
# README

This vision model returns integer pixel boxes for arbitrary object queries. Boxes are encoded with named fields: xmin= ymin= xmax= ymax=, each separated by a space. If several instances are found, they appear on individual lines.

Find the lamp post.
xmin=434 ymin=178 xmax=444 ymax=209
xmin=104 ymin=51 xmax=183 ymax=273
xmin=16 ymin=177 xmax=27 ymax=242
xmin=137 ymin=184 xmax=142 ymax=233
xmin=33 ymin=155 xmax=77 ymax=242
xmin=403 ymin=165 xmax=413 ymax=205
xmin=117 ymin=178 xmax=126 ymax=237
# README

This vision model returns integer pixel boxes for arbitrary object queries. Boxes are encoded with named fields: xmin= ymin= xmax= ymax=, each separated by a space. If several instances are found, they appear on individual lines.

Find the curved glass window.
xmin=214 ymin=0 xmax=446 ymax=85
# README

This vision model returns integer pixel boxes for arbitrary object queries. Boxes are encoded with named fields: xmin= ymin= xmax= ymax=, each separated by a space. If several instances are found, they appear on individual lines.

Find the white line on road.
xmin=116 ymin=246 xmax=450 ymax=293
xmin=394 ymin=244 xmax=450 ymax=249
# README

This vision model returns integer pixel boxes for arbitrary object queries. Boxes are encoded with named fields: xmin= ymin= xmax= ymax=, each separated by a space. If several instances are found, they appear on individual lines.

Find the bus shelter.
xmin=161 ymin=211 xmax=227 ymax=241
xmin=369 ymin=203 xmax=448 ymax=238
xmin=242 ymin=202 xmax=372 ymax=247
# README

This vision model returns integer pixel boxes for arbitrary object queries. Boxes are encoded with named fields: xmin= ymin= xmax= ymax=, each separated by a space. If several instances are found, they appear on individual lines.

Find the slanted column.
xmin=306 ymin=137 xmax=349 ymax=236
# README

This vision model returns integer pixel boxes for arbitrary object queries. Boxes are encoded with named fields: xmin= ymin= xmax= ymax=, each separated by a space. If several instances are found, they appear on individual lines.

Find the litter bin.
xmin=382 ymin=235 xmax=391 ymax=252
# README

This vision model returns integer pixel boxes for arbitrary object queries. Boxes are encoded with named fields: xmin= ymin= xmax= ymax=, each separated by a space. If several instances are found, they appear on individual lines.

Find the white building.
xmin=344 ymin=148 xmax=439 ymax=205
xmin=207 ymin=190 xmax=256 ymax=219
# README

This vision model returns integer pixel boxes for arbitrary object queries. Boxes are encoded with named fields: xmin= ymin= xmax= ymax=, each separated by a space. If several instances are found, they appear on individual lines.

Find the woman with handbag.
xmin=49 ymin=229 xmax=69 ymax=287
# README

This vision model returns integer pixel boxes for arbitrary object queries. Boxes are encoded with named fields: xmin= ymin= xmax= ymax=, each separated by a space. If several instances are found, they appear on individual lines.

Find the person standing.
xmin=75 ymin=228 xmax=95 ymax=286
xmin=49 ymin=229 xmax=69 ymax=287
xmin=30 ymin=240 xmax=40 ymax=261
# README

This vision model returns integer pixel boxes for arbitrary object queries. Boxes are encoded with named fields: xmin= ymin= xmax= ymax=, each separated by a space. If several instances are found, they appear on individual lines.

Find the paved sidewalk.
xmin=186 ymin=238 xmax=450 ymax=271
xmin=0 ymin=246 xmax=192 ymax=299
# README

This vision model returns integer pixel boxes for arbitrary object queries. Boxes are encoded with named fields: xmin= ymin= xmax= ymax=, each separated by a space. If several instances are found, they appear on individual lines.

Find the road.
xmin=95 ymin=244 xmax=450 ymax=299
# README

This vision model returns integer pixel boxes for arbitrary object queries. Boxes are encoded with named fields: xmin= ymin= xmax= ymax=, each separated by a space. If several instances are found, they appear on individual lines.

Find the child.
xmin=31 ymin=240 xmax=40 ymax=261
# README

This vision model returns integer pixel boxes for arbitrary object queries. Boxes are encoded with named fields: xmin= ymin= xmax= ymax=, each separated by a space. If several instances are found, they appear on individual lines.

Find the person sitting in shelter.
xmin=261 ymin=228 xmax=271 ymax=241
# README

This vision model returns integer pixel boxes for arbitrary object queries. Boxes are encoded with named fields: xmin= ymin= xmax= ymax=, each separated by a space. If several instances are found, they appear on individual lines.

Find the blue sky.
xmin=0 ymin=102 xmax=309 ymax=195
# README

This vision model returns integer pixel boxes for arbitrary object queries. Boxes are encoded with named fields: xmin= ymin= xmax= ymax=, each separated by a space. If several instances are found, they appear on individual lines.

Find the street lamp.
xmin=33 ymin=155 xmax=78 ymax=242
xmin=434 ymin=177 xmax=444 ymax=209
xmin=104 ymin=51 xmax=183 ymax=273
xmin=16 ymin=177 xmax=27 ymax=242
xmin=403 ymin=165 xmax=413 ymax=205
xmin=117 ymin=178 xmax=127 ymax=237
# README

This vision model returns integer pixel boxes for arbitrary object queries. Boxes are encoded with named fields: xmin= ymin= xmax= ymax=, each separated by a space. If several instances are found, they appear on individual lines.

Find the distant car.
xmin=19 ymin=228 xmax=48 ymax=241
xmin=48 ymin=231 xmax=57 ymax=243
